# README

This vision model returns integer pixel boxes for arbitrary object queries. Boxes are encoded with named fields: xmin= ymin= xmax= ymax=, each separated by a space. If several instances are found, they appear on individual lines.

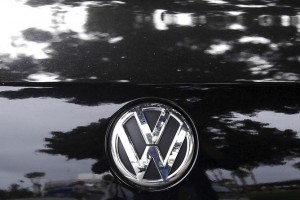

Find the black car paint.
xmin=0 ymin=0 xmax=300 ymax=200
xmin=0 ymin=83 xmax=300 ymax=200
xmin=0 ymin=0 xmax=299 ymax=83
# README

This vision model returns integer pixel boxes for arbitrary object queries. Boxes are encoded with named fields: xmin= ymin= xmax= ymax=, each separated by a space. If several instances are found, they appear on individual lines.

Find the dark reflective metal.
xmin=0 ymin=0 xmax=299 ymax=83
xmin=0 ymin=84 xmax=300 ymax=199
xmin=1 ymin=0 xmax=300 ymax=199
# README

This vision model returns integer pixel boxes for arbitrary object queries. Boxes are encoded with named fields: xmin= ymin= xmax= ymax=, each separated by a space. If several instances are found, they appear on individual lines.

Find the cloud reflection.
xmin=0 ymin=0 xmax=98 ymax=60
xmin=25 ymin=72 xmax=61 ymax=82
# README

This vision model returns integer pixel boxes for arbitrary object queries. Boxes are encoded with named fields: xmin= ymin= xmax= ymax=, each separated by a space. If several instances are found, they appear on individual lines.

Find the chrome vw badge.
xmin=106 ymin=101 xmax=198 ymax=191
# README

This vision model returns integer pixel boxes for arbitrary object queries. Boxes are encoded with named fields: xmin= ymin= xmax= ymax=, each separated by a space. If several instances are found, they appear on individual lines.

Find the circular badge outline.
xmin=105 ymin=98 xmax=199 ymax=192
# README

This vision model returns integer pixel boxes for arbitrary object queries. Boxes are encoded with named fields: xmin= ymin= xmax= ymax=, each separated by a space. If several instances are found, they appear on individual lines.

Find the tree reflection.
xmin=0 ymin=84 xmax=299 ymax=198
xmin=39 ymin=118 xmax=110 ymax=174
xmin=207 ymin=118 xmax=300 ymax=166
xmin=0 ymin=184 xmax=33 ymax=199
xmin=25 ymin=172 xmax=45 ymax=195
xmin=0 ymin=0 xmax=299 ymax=82
xmin=203 ymin=116 xmax=300 ymax=187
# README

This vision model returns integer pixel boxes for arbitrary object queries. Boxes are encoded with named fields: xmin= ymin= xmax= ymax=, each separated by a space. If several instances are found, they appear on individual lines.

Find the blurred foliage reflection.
xmin=0 ymin=0 xmax=299 ymax=82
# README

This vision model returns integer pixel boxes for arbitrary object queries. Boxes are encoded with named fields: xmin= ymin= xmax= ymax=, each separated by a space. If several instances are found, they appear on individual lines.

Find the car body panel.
xmin=0 ymin=0 xmax=300 ymax=199
xmin=0 ymin=0 xmax=299 ymax=83
xmin=0 ymin=84 xmax=300 ymax=199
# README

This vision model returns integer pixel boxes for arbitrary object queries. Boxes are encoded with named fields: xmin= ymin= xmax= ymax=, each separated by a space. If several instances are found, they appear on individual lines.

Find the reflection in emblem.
xmin=106 ymin=102 xmax=198 ymax=191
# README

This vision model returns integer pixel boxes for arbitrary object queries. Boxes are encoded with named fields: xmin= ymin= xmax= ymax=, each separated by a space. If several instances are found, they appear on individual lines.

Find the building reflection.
xmin=43 ymin=172 xmax=134 ymax=200
xmin=0 ymin=172 xmax=134 ymax=200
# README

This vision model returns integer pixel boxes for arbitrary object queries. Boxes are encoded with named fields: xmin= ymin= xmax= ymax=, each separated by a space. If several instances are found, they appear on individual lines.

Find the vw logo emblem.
xmin=106 ymin=100 xmax=198 ymax=191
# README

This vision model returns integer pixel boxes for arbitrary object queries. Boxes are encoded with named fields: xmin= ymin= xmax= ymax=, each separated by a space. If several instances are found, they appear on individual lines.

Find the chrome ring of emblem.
xmin=106 ymin=100 xmax=198 ymax=191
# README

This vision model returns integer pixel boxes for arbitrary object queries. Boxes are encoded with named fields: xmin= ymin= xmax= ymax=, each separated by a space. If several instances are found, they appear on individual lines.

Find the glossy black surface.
xmin=0 ymin=0 xmax=299 ymax=83
xmin=0 ymin=84 xmax=300 ymax=199
xmin=1 ymin=0 xmax=300 ymax=199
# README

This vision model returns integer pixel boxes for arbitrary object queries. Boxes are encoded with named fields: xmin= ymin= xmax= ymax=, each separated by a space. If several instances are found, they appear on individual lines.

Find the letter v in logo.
xmin=106 ymin=101 xmax=198 ymax=191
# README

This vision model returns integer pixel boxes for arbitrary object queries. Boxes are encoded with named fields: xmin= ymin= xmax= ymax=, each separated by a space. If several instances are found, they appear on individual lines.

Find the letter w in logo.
xmin=115 ymin=106 xmax=189 ymax=181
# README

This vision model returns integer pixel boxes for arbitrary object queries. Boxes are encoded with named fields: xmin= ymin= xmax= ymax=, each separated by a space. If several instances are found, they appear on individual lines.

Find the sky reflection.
xmin=206 ymin=108 xmax=300 ymax=188
xmin=0 ymin=89 xmax=122 ymax=188
xmin=230 ymin=111 xmax=300 ymax=138
xmin=207 ymin=158 xmax=300 ymax=185
xmin=0 ymin=0 xmax=95 ymax=60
